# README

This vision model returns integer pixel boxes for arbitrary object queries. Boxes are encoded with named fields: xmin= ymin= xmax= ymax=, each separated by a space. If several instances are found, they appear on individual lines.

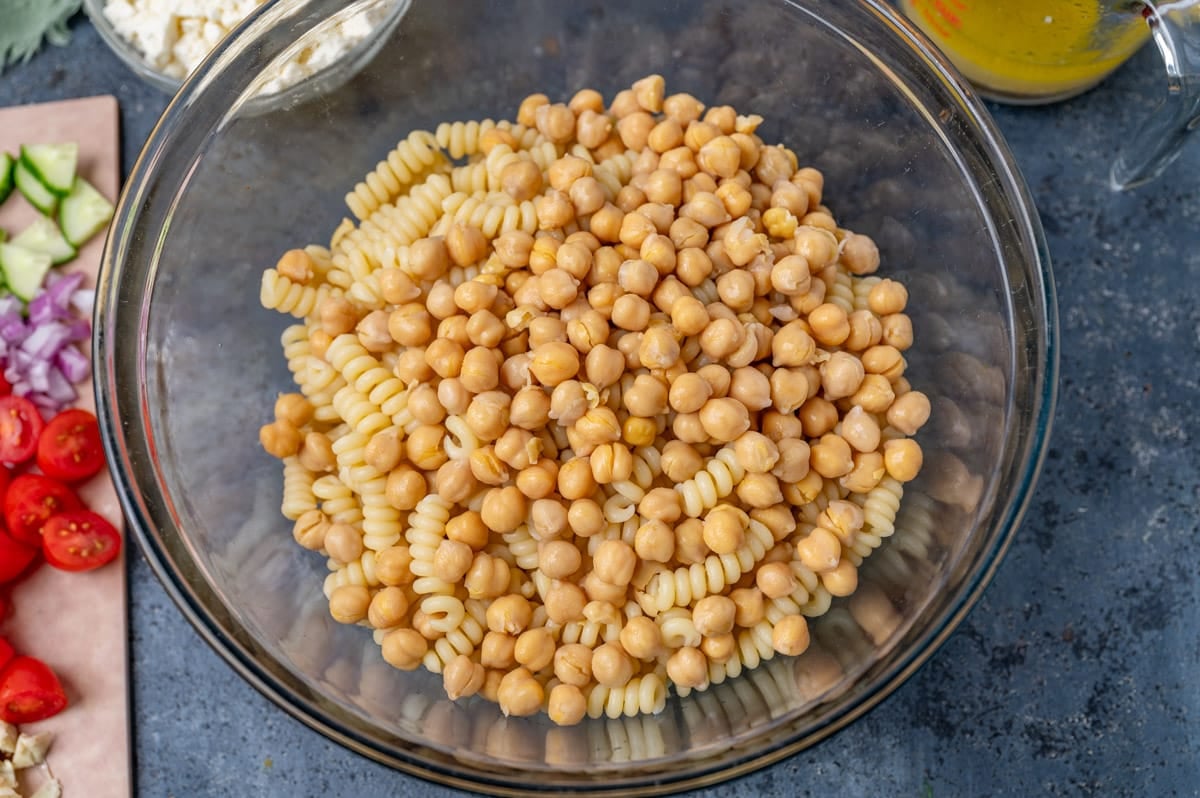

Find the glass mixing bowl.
xmin=94 ymin=0 xmax=1057 ymax=793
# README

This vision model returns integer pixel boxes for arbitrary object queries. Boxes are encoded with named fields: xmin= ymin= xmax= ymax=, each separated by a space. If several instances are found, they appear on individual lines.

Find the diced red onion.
xmin=55 ymin=346 xmax=91 ymax=384
xmin=0 ymin=273 xmax=95 ymax=416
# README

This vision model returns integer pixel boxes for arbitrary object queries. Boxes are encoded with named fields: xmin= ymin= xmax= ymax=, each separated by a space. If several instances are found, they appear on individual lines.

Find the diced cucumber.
xmin=0 ymin=152 xmax=14 ymax=205
xmin=0 ymin=243 xmax=53 ymax=302
xmin=59 ymin=176 xmax=114 ymax=248
xmin=19 ymin=142 xmax=78 ymax=197
xmin=12 ymin=216 xmax=76 ymax=265
xmin=14 ymin=161 xmax=58 ymax=216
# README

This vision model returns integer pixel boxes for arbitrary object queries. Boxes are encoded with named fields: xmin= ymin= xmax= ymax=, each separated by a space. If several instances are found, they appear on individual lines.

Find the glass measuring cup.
xmin=900 ymin=1 xmax=1200 ymax=189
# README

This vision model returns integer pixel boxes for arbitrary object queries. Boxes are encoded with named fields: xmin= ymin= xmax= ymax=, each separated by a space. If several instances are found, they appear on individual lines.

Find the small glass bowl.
xmin=83 ymin=0 xmax=408 ymax=113
xmin=94 ymin=0 xmax=1058 ymax=794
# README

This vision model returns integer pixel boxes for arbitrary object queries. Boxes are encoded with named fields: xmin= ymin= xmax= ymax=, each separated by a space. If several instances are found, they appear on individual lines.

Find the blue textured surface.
xmin=1 ymin=15 xmax=1197 ymax=798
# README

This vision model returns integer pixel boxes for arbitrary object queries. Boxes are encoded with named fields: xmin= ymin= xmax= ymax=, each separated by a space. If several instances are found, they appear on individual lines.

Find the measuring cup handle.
xmin=1111 ymin=1 xmax=1200 ymax=189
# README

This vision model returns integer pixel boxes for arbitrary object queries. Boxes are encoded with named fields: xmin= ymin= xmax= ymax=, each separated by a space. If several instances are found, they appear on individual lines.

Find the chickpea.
xmin=881 ymin=312 xmax=914 ymax=351
xmin=381 ymin=628 xmax=428 ymax=670
xmin=737 ymin=472 xmax=783 ymax=509
xmin=849 ymin=373 xmax=896 ymax=414
xmin=376 ymin=545 xmax=414 ymax=586
xmin=693 ymin=595 xmax=737 ymax=637
xmin=868 ymin=278 xmax=908 ymax=316
xmin=367 ymin=585 xmax=410 ymax=630
xmin=766 ymin=367 xmax=809 ymax=414
xmin=771 ymin=614 xmax=811 ymax=657
xmin=591 ymin=642 xmax=635 ymax=688
xmin=822 ymin=559 xmax=859 ymax=597
xmin=623 ymin=374 xmax=669 ymax=416
xmin=466 ymin=446 xmax=505 ymax=485
xmin=771 ymin=438 xmax=811 ymax=482
xmin=487 ymin=594 xmax=534 ymax=636
xmin=666 ymin=297 xmax=706 ymax=338
xmin=883 ymin=438 xmax=924 ymax=482
xmin=517 ymin=460 xmax=558 ymax=500
xmin=755 ymin=561 xmax=798 ymax=600
xmin=531 ymin=537 xmax=580 ymax=579
xmin=553 ymin=644 xmax=594 ymax=688
xmin=593 ymin=540 xmax=637 ymax=586
xmin=698 ymin=318 xmax=743 ymax=361
xmin=440 ymin=654 xmax=486 ymax=702
xmin=329 ymin=584 xmax=370 ymax=624
xmin=291 ymin=510 xmax=328 ymax=551
xmin=666 ymin=646 xmax=708 ymax=690
xmin=716 ymin=181 xmax=753 ymax=219
xmin=799 ymin=396 xmax=839 ymax=437
xmin=582 ymin=571 xmax=627 ymax=604
xmin=810 ymin=433 xmax=854 ymax=479
xmin=323 ymin=521 xmax=363 ymax=565
xmin=543 ymin=581 xmax=587 ymax=624
xmin=698 ymin=397 xmax=751 ymax=442
xmin=438 ymin=511 xmax=486 ymax=552
xmin=558 ymin=456 xmax=598 ymax=501
xmin=820 ymin=351 xmax=866 ymax=400
xmin=614 ymin=616 xmax=660 ymax=662
xmin=547 ymin=684 xmax=587 ymax=727
xmin=696 ymin=135 xmax=742 ymax=179
xmin=887 ymin=390 xmax=931 ymax=435
xmin=729 ymin=430 xmax=779 ymax=474
xmin=660 ymin=439 xmax=703 ymax=482
xmin=433 ymin=538 xmax=474 ymax=582
xmin=861 ymin=344 xmax=906 ymax=382
xmin=621 ymin=416 xmax=656 ymax=448
xmin=319 ymin=295 xmax=359 ymax=337
xmin=498 ymin=159 xmax=542 ymax=202
xmin=700 ymin=633 xmax=736 ymax=664
xmin=795 ymin=526 xmax=842 ymax=573
xmin=465 ymin=552 xmax=510 ymax=600
xmin=610 ymin=293 xmax=651 ymax=332
xmin=529 ymin=341 xmax=581 ymax=386
xmin=497 ymin=668 xmax=544 ymax=718
xmin=590 ymin=442 xmax=633 ymax=483
xmin=730 ymin=587 xmax=765 ymax=628
xmin=842 ymin=450 xmax=886 ymax=493
xmin=771 ymin=320 xmax=817 ymax=367
xmin=385 ymin=466 xmax=425 ymax=510
xmin=479 ymin=486 xmax=527 ymax=534
xmin=511 ymin=627 xmax=556 ymax=673
xmin=296 ymin=431 xmax=334 ymax=474
xmin=839 ymin=405 xmax=880 ymax=453
xmin=702 ymin=505 xmax=746 ymax=555
xmin=259 ymin=419 xmax=301 ymax=459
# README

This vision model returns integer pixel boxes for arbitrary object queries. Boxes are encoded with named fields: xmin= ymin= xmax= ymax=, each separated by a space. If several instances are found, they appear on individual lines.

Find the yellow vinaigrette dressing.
xmin=901 ymin=0 xmax=1151 ymax=102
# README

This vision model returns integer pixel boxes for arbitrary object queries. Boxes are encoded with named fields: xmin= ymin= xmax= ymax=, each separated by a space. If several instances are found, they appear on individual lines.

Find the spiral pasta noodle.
xmin=280 ymin=456 xmax=317 ymax=520
xmin=585 ymin=673 xmax=668 ymax=719
xmin=435 ymin=118 xmax=499 ymax=159
xmin=259 ymin=269 xmax=333 ymax=318
xmin=424 ymin=599 xmax=488 ymax=673
xmin=405 ymin=493 xmax=454 ymax=596
xmin=312 ymin=473 xmax=363 ymax=526
xmin=676 ymin=446 xmax=747 ymax=517
xmin=345 ymin=129 xmax=442 ymax=220
xmin=636 ymin=518 xmax=774 ymax=614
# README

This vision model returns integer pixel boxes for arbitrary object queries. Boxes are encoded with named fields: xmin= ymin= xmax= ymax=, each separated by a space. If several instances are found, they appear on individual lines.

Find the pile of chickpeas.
xmin=259 ymin=74 xmax=931 ymax=725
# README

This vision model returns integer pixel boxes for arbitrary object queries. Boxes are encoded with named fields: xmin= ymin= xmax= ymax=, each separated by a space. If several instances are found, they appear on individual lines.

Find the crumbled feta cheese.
xmin=10 ymin=733 xmax=52 ymax=770
xmin=0 ymin=724 xmax=16 ymax=757
xmin=0 ymin=761 xmax=14 ymax=791
xmin=0 ymin=786 xmax=19 ymax=798
xmin=101 ymin=0 xmax=387 ymax=95
xmin=29 ymin=779 xmax=61 ymax=798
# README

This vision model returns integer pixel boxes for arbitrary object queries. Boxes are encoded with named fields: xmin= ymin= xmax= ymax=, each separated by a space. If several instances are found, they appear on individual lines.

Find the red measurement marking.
xmin=918 ymin=3 xmax=954 ymax=38
xmin=932 ymin=0 xmax=962 ymax=27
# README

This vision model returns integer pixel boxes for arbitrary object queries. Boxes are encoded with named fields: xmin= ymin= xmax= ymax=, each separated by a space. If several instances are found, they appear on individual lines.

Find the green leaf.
xmin=0 ymin=0 xmax=83 ymax=74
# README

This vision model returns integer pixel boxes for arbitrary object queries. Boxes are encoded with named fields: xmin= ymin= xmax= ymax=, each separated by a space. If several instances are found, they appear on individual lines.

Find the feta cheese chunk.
xmin=0 ymin=722 xmax=17 ymax=756
xmin=10 ymin=732 xmax=53 ymax=770
xmin=30 ymin=779 xmax=63 ymax=798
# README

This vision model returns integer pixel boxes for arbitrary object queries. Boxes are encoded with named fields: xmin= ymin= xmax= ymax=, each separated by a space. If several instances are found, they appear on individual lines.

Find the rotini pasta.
xmin=345 ymin=129 xmax=442 ymax=220
xmin=259 ymin=268 xmax=333 ymax=317
xmin=280 ymin=456 xmax=317 ymax=520
xmin=405 ymin=494 xmax=454 ymax=596
xmin=676 ymin=446 xmax=747 ymax=517
xmin=585 ymin=673 xmax=668 ymax=719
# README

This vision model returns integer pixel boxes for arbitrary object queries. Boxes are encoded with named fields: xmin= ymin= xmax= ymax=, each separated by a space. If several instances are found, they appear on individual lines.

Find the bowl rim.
xmin=93 ymin=0 xmax=1058 ymax=793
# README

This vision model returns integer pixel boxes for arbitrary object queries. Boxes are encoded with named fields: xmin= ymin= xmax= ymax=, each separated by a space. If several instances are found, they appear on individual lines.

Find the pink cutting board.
xmin=0 ymin=96 xmax=130 ymax=798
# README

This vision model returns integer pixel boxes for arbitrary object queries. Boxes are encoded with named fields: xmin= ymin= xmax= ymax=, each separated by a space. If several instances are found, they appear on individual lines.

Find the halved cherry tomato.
xmin=0 ymin=655 xmax=68 ymax=724
xmin=0 ymin=526 xmax=38 ymax=583
xmin=0 ymin=638 xmax=12 ymax=672
xmin=3 ymin=474 xmax=84 ymax=547
xmin=42 ymin=511 xmax=122 ymax=572
xmin=0 ymin=396 xmax=45 ymax=465
xmin=0 ymin=373 xmax=10 ymax=396
xmin=36 ymin=409 xmax=105 ymax=483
